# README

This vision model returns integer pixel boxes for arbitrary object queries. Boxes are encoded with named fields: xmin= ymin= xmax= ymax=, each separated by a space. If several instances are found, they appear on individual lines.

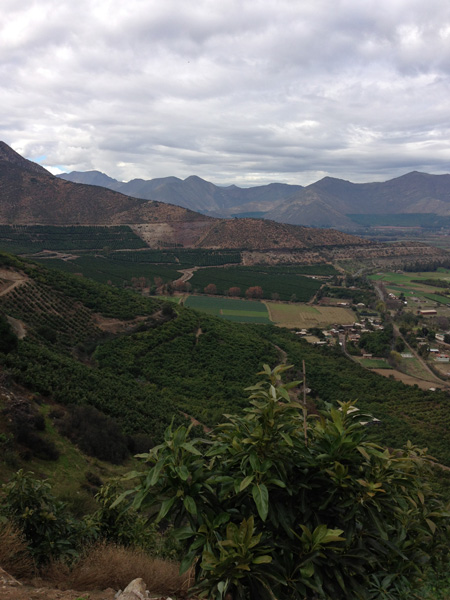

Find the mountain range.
xmin=1 ymin=140 xmax=449 ymax=268
xmin=0 ymin=141 xmax=365 ymax=251
xmin=59 ymin=168 xmax=450 ymax=229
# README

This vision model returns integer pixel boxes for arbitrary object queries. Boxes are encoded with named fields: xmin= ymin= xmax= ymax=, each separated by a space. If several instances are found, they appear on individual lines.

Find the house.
xmin=436 ymin=354 xmax=449 ymax=363
xmin=419 ymin=309 xmax=437 ymax=316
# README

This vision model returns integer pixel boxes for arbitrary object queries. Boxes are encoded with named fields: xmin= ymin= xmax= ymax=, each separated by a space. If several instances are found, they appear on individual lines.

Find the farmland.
xmin=182 ymin=296 xmax=357 ymax=327
xmin=33 ymin=255 xmax=182 ymax=287
xmin=111 ymin=248 xmax=242 ymax=266
xmin=370 ymin=269 xmax=450 ymax=314
xmin=265 ymin=302 xmax=355 ymax=328
xmin=184 ymin=295 xmax=271 ymax=323
xmin=188 ymin=266 xmax=324 ymax=301
xmin=0 ymin=224 xmax=146 ymax=253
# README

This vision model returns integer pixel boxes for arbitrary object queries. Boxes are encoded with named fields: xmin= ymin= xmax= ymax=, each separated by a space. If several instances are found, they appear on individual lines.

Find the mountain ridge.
xmin=59 ymin=167 xmax=450 ymax=227
xmin=58 ymin=170 xmax=303 ymax=217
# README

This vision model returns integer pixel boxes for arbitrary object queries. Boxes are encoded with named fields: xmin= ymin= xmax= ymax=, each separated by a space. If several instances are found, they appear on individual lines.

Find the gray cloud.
xmin=1 ymin=0 xmax=450 ymax=187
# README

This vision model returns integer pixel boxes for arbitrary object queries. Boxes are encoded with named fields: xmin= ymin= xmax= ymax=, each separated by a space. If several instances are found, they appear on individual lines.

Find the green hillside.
xmin=2 ymin=251 xmax=450 ymax=468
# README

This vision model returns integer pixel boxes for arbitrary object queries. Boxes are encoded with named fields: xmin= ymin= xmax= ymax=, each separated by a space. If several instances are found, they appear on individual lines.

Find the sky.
xmin=1 ymin=0 xmax=450 ymax=188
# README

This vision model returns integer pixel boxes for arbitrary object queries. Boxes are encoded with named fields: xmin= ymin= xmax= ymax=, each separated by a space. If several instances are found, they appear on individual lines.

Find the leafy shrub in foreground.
xmin=123 ymin=365 xmax=450 ymax=600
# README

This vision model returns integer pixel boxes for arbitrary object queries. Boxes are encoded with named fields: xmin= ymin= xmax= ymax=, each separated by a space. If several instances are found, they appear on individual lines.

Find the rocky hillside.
xmin=0 ymin=143 xmax=207 ymax=227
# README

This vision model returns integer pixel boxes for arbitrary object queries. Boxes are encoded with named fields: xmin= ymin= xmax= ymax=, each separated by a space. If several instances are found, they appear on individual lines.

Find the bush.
xmin=3 ymin=398 xmax=60 ymax=461
xmin=124 ymin=365 xmax=450 ymax=600
xmin=92 ymin=481 xmax=181 ymax=560
xmin=0 ymin=470 xmax=94 ymax=565
xmin=57 ymin=405 xmax=129 ymax=464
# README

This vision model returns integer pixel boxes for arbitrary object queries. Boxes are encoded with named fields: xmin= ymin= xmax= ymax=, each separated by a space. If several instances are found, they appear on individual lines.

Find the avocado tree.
xmin=120 ymin=365 xmax=450 ymax=599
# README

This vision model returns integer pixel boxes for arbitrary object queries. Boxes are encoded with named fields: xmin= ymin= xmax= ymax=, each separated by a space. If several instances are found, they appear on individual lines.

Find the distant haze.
xmin=2 ymin=1 xmax=450 ymax=186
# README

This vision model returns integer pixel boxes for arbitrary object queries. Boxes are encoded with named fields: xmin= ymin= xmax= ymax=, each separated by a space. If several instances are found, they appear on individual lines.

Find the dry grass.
xmin=44 ymin=542 xmax=193 ymax=595
xmin=265 ymin=302 xmax=355 ymax=328
xmin=0 ymin=522 xmax=36 ymax=579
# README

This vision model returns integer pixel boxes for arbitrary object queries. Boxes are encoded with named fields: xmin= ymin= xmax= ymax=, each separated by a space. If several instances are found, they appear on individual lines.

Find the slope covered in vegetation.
xmin=1 ymin=251 xmax=450 ymax=469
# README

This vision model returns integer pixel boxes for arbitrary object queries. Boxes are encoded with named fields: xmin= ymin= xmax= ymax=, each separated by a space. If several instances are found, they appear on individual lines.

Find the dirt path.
xmin=0 ymin=270 xmax=27 ymax=296
xmin=273 ymin=344 xmax=288 ymax=364
xmin=174 ymin=267 xmax=199 ymax=284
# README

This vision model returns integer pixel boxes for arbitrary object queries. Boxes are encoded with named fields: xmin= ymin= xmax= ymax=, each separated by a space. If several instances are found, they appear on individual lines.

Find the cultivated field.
xmin=264 ymin=303 xmax=355 ymax=328
xmin=184 ymin=295 xmax=271 ymax=323
xmin=370 ymin=270 xmax=450 ymax=314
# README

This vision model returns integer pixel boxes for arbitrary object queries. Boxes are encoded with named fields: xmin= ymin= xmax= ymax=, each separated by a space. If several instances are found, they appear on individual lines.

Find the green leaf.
xmin=181 ymin=442 xmax=201 ymax=455
xmin=300 ymin=562 xmax=314 ymax=578
xmin=149 ymin=459 xmax=165 ymax=486
xmin=280 ymin=433 xmax=293 ymax=447
xmin=249 ymin=453 xmax=260 ymax=471
xmin=213 ymin=513 xmax=231 ymax=528
xmin=252 ymin=483 xmax=269 ymax=521
xmin=356 ymin=446 xmax=371 ymax=461
xmin=278 ymin=386 xmax=290 ymax=401
xmin=175 ymin=465 xmax=190 ymax=481
xmin=173 ymin=525 xmax=196 ymax=540
xmin=240 ymin=475 xmax=254 ymax=492
xmin=284 ymin=379 xmax=302 ymax=390
xmin=253 ymin=555 xmax=272 ymax=564
xmin=426 ymin=518 xmax=436 ymax=534
xmin=109 ymin=488 xmax=133 ymax=509
xmin=156 ymin=496 xmax=176 ymax=523
xmin=266 ymin=478 xmax=286 ymax=488
xmin=180 ymin=550 xmax=197 ymax=574
xmin=184 ymin=495 xmax=197 ymax=515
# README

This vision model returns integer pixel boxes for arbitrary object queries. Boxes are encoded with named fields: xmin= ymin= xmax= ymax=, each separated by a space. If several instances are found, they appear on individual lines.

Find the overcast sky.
xmin=2 ymin=0 xmax=450 ymax=187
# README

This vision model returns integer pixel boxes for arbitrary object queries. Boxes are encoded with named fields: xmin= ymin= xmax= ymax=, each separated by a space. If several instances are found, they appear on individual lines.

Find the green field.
xmin=189 ymin=266 xmax=322 ymax=302
xmin=33 ymin=255 xmax=181 ymax=287
xmin=370 ymin=270 xmax=450 ymax=286
xmin=370 ymin=270 xmax=450 ymax=312
xmin=0 ymin=224 xmax=146 ymax=253
xmin=398 ymin=357 xmax=439 ymax=383
xmin=184 ymin=295 xmax=271 ymax=323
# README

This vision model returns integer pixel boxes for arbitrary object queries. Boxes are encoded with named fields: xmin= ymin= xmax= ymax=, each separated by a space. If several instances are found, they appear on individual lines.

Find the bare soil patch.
xmin=93 ymin=314 xmax=147 ymax=333
xmin=372 ymin=368 xmax=446 ymax=390
xmin=0 ymin=269 xmax=28 ymax=297
xmin=5 ymin=316 xmax=26 ymax=339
